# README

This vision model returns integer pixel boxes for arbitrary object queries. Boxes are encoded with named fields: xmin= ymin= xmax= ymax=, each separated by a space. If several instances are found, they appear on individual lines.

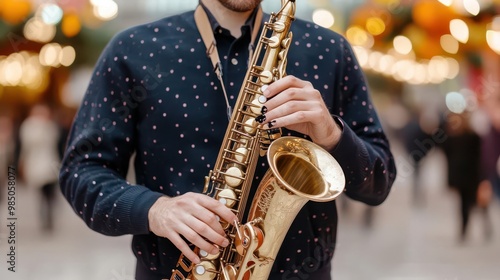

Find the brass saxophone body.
xmin=170 ymin=1 xmax=345 ymax=279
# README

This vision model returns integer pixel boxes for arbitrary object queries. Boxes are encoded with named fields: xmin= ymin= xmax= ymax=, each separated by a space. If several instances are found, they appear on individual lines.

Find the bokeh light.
xmin=393 ymin=35 xmax=413 ymax=55
xmin=23 ymin=17 xmax=57 ymax=43
xmin=93 ymin=0 xmax=119 ymax=21
xmin=463 ymin=0 xmax=481 ymax=16
xmin=450 ymin=19 xmax=470 ymax=43
xmin=312 ymin=9 xmax=335 ymax=29
xmin=39 ymin=3 xmax=64 ymax=25
xmin=487 ymin=16 xmax=500 ymax=54
xmin=440 ymin=34 xmax=460 ymax=54
xmin=446 ymin=91 xmax=467 ymax=114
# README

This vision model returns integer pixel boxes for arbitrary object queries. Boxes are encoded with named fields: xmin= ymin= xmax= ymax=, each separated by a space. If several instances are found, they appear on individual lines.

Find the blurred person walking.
xmin=402 ymin=107 xmax=439 ymax=206
xmin=19 ymin=104 xmax=61 ymax=232
xmin=402 ymin=114 xmax=428 ymax=206
xmin=480 ymin=125 xmax=500 ymax=200
xmin=473 ymin=116 xmax=499 ymax=242
xmin=478 ymin=91 xmax=500 ymax=201
xmin=442 ymin=112 xmax=491 ymax=243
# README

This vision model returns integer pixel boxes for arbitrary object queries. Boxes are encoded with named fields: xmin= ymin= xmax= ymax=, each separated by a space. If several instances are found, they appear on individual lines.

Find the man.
xmin=59 ymin=0 xmax=397 ymax=279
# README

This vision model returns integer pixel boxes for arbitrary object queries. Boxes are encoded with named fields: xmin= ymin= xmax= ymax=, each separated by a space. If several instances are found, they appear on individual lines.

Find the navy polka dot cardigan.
xmin=60 ymin=7 xmax=396 ymax=277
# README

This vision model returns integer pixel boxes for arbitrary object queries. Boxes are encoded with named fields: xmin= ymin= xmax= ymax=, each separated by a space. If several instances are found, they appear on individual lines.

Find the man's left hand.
xmin=261 ymin=75 xmax=342 ymax=151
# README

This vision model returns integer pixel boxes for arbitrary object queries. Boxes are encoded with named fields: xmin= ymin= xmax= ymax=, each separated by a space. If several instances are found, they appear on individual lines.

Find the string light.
xmin=486 ymin=16 xmax=500 ymax=54
xmin=450 ymin=19 xmax=470 ymax=43
xmin=393 ymin=35 xmax=413 ymax=55
xmin=0 ymin=0 xmax=498 ymax=95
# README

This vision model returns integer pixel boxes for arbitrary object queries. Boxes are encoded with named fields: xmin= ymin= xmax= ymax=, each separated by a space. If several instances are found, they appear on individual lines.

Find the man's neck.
xmin=201 ymin=0 xmax=253 ymax=38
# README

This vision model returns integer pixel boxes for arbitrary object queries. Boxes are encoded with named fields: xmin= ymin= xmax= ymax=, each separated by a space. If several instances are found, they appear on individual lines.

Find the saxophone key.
xmin=224 ymin=166 xmax=244 ymax=187
xmin=243 ymin=118 xmax=258 ymax=135
xmin=271 ymin=21 xmax=286 ymax=32
xmin=278 ymin=49 xmax=287 ymax=60
xmin=267 ymin=35 xmax=280 ymax=48
xmin=250 ymin=97 xmax=264 ymax=114
xmin=281 ymin=37 xmax=291 ymax=48
xmin=192 ymin=261 xmax=217 ymax=280
xmin=217 ymin=189 xmax=237 ymax=208
xmin=259 ymin=70 xmax=273 ymax=84
xmin=198 ymin=248 xmax=220 ymax=261
xmin=234 ymin=147 xmax=248 ymax=163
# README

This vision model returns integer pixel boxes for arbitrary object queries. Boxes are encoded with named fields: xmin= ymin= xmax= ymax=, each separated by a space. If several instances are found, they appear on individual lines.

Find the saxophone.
xmin=170 ymin=1 xmax=345 ymax=279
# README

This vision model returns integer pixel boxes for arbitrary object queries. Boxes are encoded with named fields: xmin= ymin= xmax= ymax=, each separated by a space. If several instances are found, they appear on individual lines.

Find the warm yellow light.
xmin=438 ymin=0 xmax=453 ymax=6
xmin=407 ymin=64 xmax=427 ymax=85
xmin=486 ymin=30 xmax=500 ymax=53
xmin=93 ymin=0 xmax=118 ymax=21
xmin=366 ymin=17 xmax=386 ymax=36
xmin=62 ymin=13 xmax=82 ymax=38
xmin=450 ymin=19 xmax=469 ymax=43
xmin=486 ymin=16 xmax=500 ymax=54
xmin=368 ymin=51 xmax=383 ymax=70
xmin=312 ymin=9 xmax=335 ymax=29
xmin=60 ymin=46 xmax=77 ymax=67
xmin=393 ymin=35 xmax=413 ymax=55
xmin=463 ymin=0 xmax=480 ymax=16
xmin=24 ymin=17 xmax=57 ymax=43
xmin=440 ymin=34 xmax=459 ymax=54
xmin=352 ymin=46 xmax=369 ymax=67
xmin=0 ymin=0 xmax=32 ymax=25
xmin=40 ymin=43 xmax=62 ymax=67
xmin=392 ymin=59 xmax=415 ymax=82
xmin=427 ymin=56 xmax=449 ymax=84
xmin=445 ymin=58 xmax=460 ymax=79
xmin=5 ymin=59 xmax=23 ymax=86
xmin=346 ymin=26 xmax=373 ymax=47
xmin=21 ymin=56 xmax=40 ymax=86
xmin=375 ymin=54 xmax=394 ymax=75
xmin=0 ymin=51 xmax=49 ymax=91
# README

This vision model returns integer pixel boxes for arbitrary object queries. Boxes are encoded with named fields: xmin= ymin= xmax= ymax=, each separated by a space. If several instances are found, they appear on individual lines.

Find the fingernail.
xmin=194 ymin=256 xmax=201 ymax=264
xmin=255 ymin=114 xmax=266 ymax=123
xmin=261 ymin=85 xmax=269 ymax=95
xmin=268 ymin=120 xmax=276 ymax=129
xmin=258 ymin=95 xmax=267 ymax=104
xmin=222 ymin=239 xmax=230 ymax=247
xmin=261 ymin=106 xmax=268 ymax=114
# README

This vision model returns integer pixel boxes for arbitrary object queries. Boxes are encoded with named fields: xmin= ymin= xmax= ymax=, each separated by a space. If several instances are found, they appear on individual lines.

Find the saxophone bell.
xmin=267 ymin=137 xmax=345 ymax=202
xmin=238 ymin=136 xmax=344 ymax=279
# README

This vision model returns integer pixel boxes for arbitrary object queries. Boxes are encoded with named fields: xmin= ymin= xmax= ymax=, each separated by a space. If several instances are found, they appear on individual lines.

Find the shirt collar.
xmin=198 ymin=2 xmax=261 ymax=36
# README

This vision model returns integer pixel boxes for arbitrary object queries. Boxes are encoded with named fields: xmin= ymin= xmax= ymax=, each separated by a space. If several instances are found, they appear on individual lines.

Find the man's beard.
xmin=217 ymin=0 xmax=262 ymax=12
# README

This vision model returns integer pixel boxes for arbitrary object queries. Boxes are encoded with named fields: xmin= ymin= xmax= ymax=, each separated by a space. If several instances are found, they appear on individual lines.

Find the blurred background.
xmin=0 ymin=0 xmax=499 ymax=279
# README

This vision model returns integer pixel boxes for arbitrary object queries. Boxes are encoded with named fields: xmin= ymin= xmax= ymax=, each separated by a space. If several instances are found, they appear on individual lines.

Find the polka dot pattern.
xmin=60 ymin=9 xmax=396 ymax=278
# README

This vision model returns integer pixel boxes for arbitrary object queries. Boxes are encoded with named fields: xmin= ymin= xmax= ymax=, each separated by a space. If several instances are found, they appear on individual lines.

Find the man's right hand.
xmin=148 ymin=192 xmax=237 ymax=264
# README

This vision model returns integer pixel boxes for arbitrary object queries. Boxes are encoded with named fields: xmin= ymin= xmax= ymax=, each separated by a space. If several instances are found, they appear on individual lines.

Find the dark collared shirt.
xmin=60 ymin=6 xmax=396 ymax=279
